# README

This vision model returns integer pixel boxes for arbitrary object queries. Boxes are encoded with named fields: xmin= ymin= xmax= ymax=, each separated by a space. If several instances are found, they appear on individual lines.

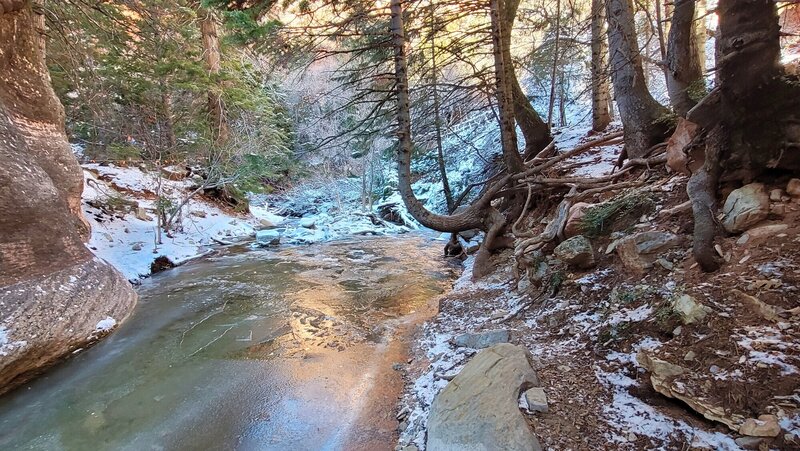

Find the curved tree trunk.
xmin=606 ymin=0 xmax=670 ymax=159
xmin=0 ymin=3 xmax=137 ymax=393
xmin=665 ymin=0 xmax=704 ymax=116
xmin=502 ymin=0 xmax=552 ymax=158
xmin=591 ymin=0 xmax=612 ymax=132
xmin=390 ymin=0 xmax=507 ymax=233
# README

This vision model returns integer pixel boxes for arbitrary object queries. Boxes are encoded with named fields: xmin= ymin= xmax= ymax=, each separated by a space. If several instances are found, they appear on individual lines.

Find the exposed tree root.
xmin=473 ymin=208 xmax=507 ymax=279
xmin=687 ymin=126 xmax=723 ymax=272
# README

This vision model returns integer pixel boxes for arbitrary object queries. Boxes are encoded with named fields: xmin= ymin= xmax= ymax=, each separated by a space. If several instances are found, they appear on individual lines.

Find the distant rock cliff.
xmin=0 ymin=4 xmax=136 ymax=394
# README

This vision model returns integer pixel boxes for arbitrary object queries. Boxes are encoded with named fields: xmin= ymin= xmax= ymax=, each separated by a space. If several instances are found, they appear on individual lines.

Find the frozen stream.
xmin=0 ymin=234 xmax=456 ymax=450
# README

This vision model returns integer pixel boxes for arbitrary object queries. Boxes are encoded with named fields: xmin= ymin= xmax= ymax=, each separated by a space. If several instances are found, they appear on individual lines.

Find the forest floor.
xmin=396 ymin=130 xmax=800 ymax=450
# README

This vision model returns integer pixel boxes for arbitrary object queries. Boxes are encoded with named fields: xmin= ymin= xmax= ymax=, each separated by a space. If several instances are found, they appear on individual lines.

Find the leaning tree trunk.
xmin=198 ymin=7 xmax=230 ymax=145
xmin=686 ymin=0 xmax=800 ymax=271
xmin=502 ymin=0 xmax=552 ymax=158
xmin=0 ymin=2 xmax=136 ymax=393
xmin=665 ymin=0 xmax=704 ymax=117
xmin=390 ymin=0 xmax=497 ymax=233
xmin=606 ymin=0 xmax=670 ymax=159
xmin=590 ymin=0 xmax=612 ymax=132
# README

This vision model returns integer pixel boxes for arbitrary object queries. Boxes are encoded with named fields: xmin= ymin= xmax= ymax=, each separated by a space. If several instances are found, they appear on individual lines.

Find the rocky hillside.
xmin=396 ymin=130 xmax=800 ymax=450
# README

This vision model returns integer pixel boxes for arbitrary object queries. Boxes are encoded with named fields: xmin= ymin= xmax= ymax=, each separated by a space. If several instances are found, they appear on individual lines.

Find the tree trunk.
xmin=606 ymin=0 xmax=670 ymax=159
xmin=547 ymin=0 xmax=561 ymax=126
xmin=161 ymin=88 xmax=177 ymax=150
xmin=590 ymin=0 xmax=612 ymax=132
xmin=687 ymin=0 xmax=800 ymax=271
xmin=491 ymin=0 xmax=524 ymax=174
xmin=429 ymin=4 xmax=455 ymax=213
xmin=198 ymin=7 xmax=230 ymax=145
xmin=390 ymin=0 xmax=492 ymax=233
xmin=665 ymin=0 xmax=704 ymax=116
xmin=502 ymin=0 xmax=552 ymax=158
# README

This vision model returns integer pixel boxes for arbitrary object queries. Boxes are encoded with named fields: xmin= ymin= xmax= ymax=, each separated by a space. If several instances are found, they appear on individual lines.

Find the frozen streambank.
xmin=81 ymin=163 xmax=416 ymax=281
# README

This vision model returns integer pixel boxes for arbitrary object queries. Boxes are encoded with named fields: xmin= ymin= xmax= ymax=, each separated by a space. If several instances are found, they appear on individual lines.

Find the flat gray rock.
xmin=453 ymin=329 xmax=510 ymax=349
xmin=427 ymin=343 xmax=542 ymax=451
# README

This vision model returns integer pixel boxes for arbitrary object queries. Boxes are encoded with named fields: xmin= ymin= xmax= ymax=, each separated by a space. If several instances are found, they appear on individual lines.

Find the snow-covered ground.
xmin=81 ymin=163 xmax=414 ymax=282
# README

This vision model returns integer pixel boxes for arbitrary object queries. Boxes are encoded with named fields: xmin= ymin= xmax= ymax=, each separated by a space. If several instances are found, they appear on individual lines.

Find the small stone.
xmin=656 ymin=258 xmax=674 ymax=270
xmin=524 ymin=387 xmax=549 ymax=413
xmin=770 ymin=189 xmax=784 ymax=202
xmin=738 ymin=414 xmax=781 ymax=437
xmin=673 ymin=326 xmax=683 ymax=336
xmin=131 ymin=243 xmax=143 ymax=251
xmin=190 ymin=210 xmax=207 ymax=218
xmin=734 ymin=436 xmax=763 ymax=449
xmin=616 ymin=231 xmax=680 ymax=273
xmin=453 ymin=330 xmax=510 ymax=349
xmin=259 ymin=219 xmax=277 ymax=229
xmin=770 ymin=203 xmax=786 ymax=216
xmin=627 ymin=432 xmax=637 ymax=442
xmin=299 ymin=217 xmax=317 ymax=229
xmin=553 ymin=235 xmax=596 ymax=269
xmin=683 ymin=351 xmax=696 ymax=361
xmin=787 ymin=178 xmax=800 ymax=197
xmin=671 ymin=294 xmax=711 ymax=325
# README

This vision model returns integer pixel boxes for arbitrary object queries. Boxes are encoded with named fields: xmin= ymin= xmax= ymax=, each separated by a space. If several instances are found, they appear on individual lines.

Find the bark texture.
xmin=606 ymin=0 xmax=670 ymax=158
xmin=502 ymin=0 xmax=552 ymax=157
xmin=687 ymin=0 xmax=800 ymax=271
xmin=0 ymin=4 xmax=137 ymax=393
xmin=591 ymin=0 xmax=612 ymax=132
xmin=666 ymin=0 xmax=704 ymax=116
xmin=199 ymin=8 xmax=230 ymax=144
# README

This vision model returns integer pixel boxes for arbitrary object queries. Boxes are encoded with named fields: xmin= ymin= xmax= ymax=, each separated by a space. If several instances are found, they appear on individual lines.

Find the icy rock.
xmin=453 ymin=330 xmax=510 ymax=349
xmin=671 ymin=294 xmax=711 ymax=325
xmin=299 ymin=217 xmax=317 ymax=229
xmin=553 ymin=235 xmax=595 ymax=269
xmin=615 ymin=231 xmax=680 ymax=273
xmin=787 ymin=178 xmax=800 ymax=197
xmin=255 ymin=229 xmax=281 ymax=246
xmin=739 ymin=415 xmax=781 ymax=437
xmin=523 ymin=387 xmax=549 ymax=413
xmin=427 ymin=344 xmax=542 ymax=451
xmin=721 ymin=183 xmax=769 ymax=233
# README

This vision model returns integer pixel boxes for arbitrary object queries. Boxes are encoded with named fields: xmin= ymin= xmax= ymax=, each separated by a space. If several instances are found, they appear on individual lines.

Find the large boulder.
xmin=563 ymin=202 xmax=591 ymax=238
xmin=427 ymin=344 xmax=542 ymax=451
xmin=0 ymin=6 xmax=136 ymax=394
xmin=553 ymin=235 xmax=595 ymax=269
xmin=721 ymin=183 xmax=770 ymax=233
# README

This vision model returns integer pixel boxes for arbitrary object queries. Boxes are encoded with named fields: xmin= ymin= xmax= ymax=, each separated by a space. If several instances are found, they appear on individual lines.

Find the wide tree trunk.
xmin=590 ymin=0 xmax=612 ymax=132
xmin=687 ymin=0 xmax=800 ymax=271
xmin=606 ymin=0 xmax=670 ymax=158
xmin=198 ymin=7 xmax=230 ymax=145
xmin=0 ymin=3 xmax=136 ymax=393
xmin=502 ymin=0 xmax=552 ymax=158
xmin=665 ymin=0 xmax=704 ymax=116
